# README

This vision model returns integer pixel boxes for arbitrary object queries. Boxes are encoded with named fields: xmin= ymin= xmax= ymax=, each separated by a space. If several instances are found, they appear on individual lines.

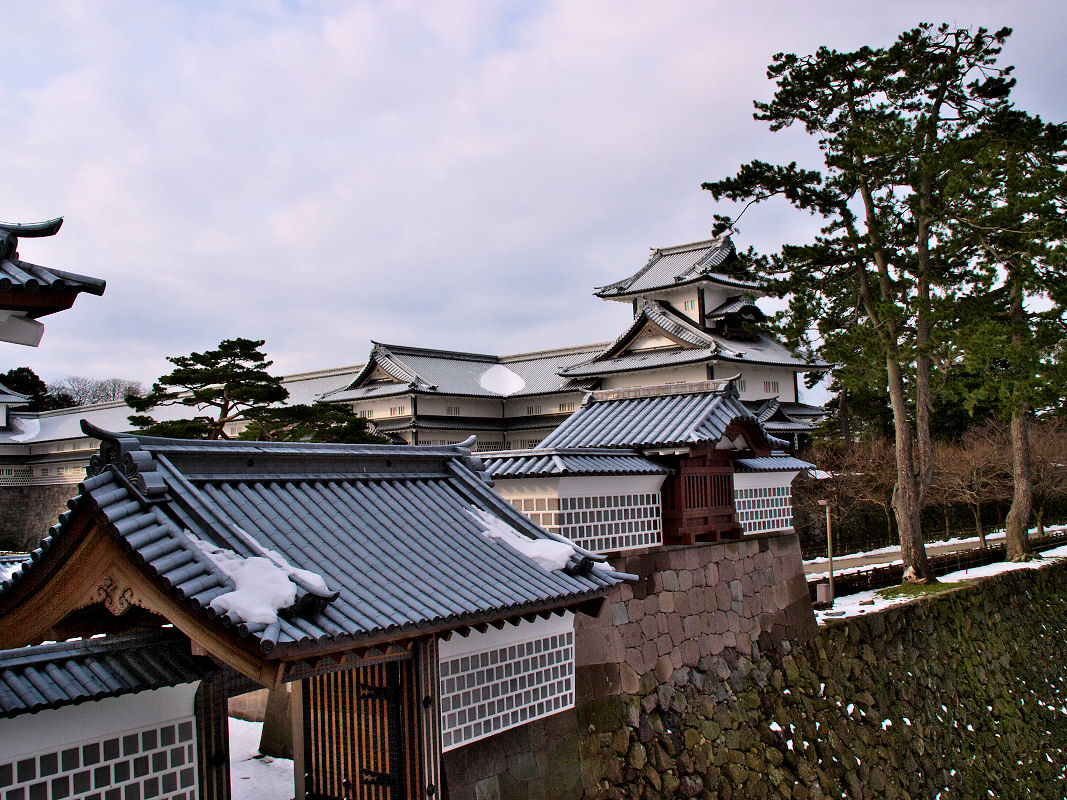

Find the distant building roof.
xmin=0 ymin=628 xmax=215 ymax=718
xmin=482 ymin=447 xmax=671 ymax=479
xmin=0 ymin=383 xmax=29 ymax=407
xmin=705 ymin=295 xmax=765 ymax=322
xmin=594 ymin=236 xmax=759 ymax=299
xmin=540 ymin=382 xmax=789 ymax=451
xmin=2 ymin=427 xmax=625 ymax=658
xmin=325 ymin=342 xmax=602 ymax=402
xmin=558 ymin=299 xmax=823 ymax=378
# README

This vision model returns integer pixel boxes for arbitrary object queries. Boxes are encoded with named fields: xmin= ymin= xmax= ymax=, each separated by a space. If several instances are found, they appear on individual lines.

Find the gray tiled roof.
xmin=705 ymin=296 xmax=764 ymax=321
xmin=0 ymin=382 xmax=29 ymax=406
xmin=0 ymin=260 xmax=106 ymax=302
xmin=595 ymin=237 xmax=759 ymax=299
xmin=0 ymin=629 xmax=216 ymax=718
xmin=326 ymin=342 xmax=601 ymax=402
xmin=4 ymin=427 xmax=624 ymax=658
xmin=540 ymin=383 xmax=789 ymax=450
xmin=0 ymin=218 xmax=105 ymax=314
xmin=482 ymin=448 xmax=671 ymax=479
xmin=560 ymin=346 xmax=719 ymax=378
xmin=560 ymin=300 xmax=821 ymax=378
xmin=734 ymin=455 xmax=814 ymax=472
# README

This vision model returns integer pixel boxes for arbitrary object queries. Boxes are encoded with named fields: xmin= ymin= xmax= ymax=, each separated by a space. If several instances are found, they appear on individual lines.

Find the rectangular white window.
xmin=526 ymin=405 xmax=542 ymax=415
xmin=558 ymin=402 xmax=575 ymax=413
xmin=554 ymin=493 xmax=663 ymax=553
xmin=0 ymin=711 xmax=198 ymax=800
xmin=736 ymin=379 xmax=746 ymax=392
xmin=358 ymin=409 xmax=373 ymax=418
xmin=446 ymin=406 xmax=461 ymax=416
xmin=438 ymin=614 xmax=575 ymax=751
xmin=764 ymin=380 xmax=780 ymax=394
xmin=733 ymin=484 xmax=794 ymax=534
xmin=389 ymin=405 xmax=407 ymax=417
xmin=682 ymin=300 xmax=697 ymax=311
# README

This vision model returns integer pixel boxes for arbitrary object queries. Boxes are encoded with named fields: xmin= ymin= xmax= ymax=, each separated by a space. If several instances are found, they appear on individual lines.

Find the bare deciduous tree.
xmin=50 ymin=376 xmax=144 ymax=406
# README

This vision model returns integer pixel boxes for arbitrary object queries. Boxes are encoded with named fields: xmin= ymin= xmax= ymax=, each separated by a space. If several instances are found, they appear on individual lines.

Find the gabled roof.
xmin=0 ymin=382 xmax=29 ymax=407
xmin=482 ymin=448 xmax=671 ymax=479
xmin=746 ymin=398 xmax=820 ymax=433
xmin=705 ymin=295 xmax=765 ymax=322
xmin=594 ymin=236 xmax=759 ymax=299
xmin=325 ymin=342 xmax=601 ymax=402
xmin=0 ymin=629 xmax=215 ymax=718
xmin=539 ymin=382 xmax=789 ymax=451
xmin=1 ymin=426 xmax=624 ymax=663
xmin=0 ymin=218 xmax=105 ymax=318
xmin=558 ymin=299 xmax=822 ymax=378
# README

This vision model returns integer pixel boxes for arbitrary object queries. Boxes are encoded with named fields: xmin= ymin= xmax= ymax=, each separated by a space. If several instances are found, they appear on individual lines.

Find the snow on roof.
xmin=478 ymin=364 xmax=526 ymax=396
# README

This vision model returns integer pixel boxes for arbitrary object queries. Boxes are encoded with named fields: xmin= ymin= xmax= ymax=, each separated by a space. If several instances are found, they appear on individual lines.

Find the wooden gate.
xmin=303 ymin=659 xmax=421 ymax=800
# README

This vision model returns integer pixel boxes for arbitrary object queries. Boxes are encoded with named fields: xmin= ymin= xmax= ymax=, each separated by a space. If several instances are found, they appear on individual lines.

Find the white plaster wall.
xmin=0 ymin=683 xmax=200 ymax=762
xmin=600 ymin=364 xmax=708 ymax=390
xmin=418 ymin=396 xmax=502 ymax=418
xmin=732 ymin=471 xmax=800 ymax=492
xmin=557 ymin=474 xmax=666 ymax=498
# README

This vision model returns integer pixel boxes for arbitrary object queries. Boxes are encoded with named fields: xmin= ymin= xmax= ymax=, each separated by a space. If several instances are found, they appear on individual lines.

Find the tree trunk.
xmin=1004 ymin=410 xmax=1033 ymax=560
xmin=886 ymin=359 xmax=932 ymax=582
xmin=944 ymin=507 xmax=950 ymax=539
xmin=1036 ymin=502 xmax=1046 ymax=538
xmin=973 ymin=503 xmax=986 ymax=549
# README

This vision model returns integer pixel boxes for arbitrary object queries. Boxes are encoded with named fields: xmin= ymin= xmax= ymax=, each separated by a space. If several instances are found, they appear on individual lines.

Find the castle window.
xmin=446 ymin=406 xmax=461 ymax=416
xmin=558 ymin=402 xmax=575 ymax=413
xmin=526 ymin=405 xmax=542 ymax=415
xmin=764 ymin=380 xmax=780 ymax=394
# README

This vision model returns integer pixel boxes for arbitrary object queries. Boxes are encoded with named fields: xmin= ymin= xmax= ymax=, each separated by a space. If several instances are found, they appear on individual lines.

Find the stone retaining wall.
xmin=0 ymin=485 xmax=74 ymax=550
xmin=445 ymin=549 xmax=1067 ymax=799
xmin=443 ymin=531 xmax=815 ymax=799
xmin=580 ymin=560 xmax=1067 ymax=799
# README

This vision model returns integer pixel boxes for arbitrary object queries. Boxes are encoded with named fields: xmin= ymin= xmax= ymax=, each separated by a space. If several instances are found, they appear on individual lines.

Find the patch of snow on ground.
xmin=469 ymin=507 xmax=574 ymax=570
xmin=804 ymin=524 xmax=1065 ymax=568
xmin=478 ymin=364 xmax=526 ymax=396
xmin=229 ymin=718 xmax=293 ymax=800
xmin=816 ymin=543 xmax=1067 ymax=625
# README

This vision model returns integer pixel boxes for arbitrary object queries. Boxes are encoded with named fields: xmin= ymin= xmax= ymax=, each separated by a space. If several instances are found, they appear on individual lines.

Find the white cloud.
xmin=1 ymin=0 xmax=1062 ymax=396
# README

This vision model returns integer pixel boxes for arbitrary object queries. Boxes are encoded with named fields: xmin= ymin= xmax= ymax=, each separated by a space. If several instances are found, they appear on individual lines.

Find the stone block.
xmin=705 ymin=561 xmax=719 ymax=586
xmin=675 ymin=592 xmax=690 ymax=616
xmin=729 ymin=579 xmax=743 ymax=603
xmin=668 ymin=613 xmax=685 ymax=644
xmin=679 ymin=570 xmax=694 ymax=591
xmin=659 ymin=591 xmax=675 ymax=613
xmin=657 ymin=633 xmax=674 ymax=656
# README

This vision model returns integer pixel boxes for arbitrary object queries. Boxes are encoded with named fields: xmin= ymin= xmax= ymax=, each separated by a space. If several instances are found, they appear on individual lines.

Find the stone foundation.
xmin=0 ymin=485 xmax=75 ymax=550
xmin=442 ymin=532 xmax=815 ymax=798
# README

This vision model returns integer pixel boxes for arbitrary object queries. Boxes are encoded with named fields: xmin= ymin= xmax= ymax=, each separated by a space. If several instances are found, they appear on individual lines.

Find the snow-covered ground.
xmin=816 ymin=542 xmax=1067 ymax=625
xmin=230 ymin=717 xmax=294 ymax=800
xmin=804 ymin=524 xmax=1066 ymax=581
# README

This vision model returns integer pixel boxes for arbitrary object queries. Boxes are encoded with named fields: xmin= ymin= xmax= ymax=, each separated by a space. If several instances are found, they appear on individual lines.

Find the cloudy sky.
xmin=3 ymin=1 xmax=1064 ymax=396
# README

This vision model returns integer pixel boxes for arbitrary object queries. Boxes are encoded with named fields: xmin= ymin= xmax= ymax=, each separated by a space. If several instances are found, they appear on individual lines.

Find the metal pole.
xmin=826 ymin=503 xmax=834 ymax=603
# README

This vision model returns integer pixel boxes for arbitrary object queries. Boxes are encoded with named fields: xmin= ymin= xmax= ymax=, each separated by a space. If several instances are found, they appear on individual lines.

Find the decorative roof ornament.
xmin=0 ymin=216 xmax=105 ymax=346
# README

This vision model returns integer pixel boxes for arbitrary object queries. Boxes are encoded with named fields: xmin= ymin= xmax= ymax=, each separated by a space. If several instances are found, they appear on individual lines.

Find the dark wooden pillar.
xmin=195 ymin=672 xmax=232 ymax=800
xmin=414 ymin=638 xmax=443 ymax=799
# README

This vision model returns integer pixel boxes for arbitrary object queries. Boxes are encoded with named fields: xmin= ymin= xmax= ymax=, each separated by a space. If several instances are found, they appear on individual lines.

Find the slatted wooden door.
xmin=303 ymin=659 xmax=421 ymax=800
